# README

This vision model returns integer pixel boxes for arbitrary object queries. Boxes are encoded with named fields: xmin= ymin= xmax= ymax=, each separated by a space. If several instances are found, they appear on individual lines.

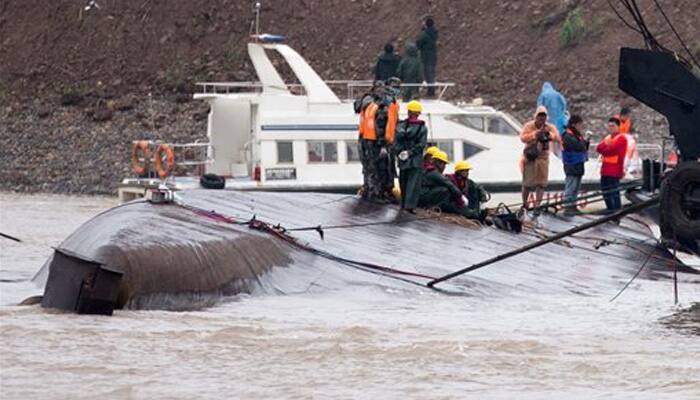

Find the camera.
xmin=537 ymin=130 xmax=551 ymax=143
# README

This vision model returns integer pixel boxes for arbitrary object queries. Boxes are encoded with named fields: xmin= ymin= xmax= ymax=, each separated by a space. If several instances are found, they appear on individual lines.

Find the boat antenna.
xmin=249 ymin=1 xmax=262 ymax=40
xmin=255 ymin=2 xmax=261 ymax=36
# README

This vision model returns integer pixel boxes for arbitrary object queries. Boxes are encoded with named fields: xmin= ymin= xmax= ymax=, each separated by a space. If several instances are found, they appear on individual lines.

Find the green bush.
xmin=560 ymin=7 xmax=586 ymax=48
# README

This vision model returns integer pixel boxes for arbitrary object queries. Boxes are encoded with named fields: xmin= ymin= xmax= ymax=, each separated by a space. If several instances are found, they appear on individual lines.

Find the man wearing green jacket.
xmin=396 ymin=43 xmax=423 ymax=102
xmin=394 ymin=100 xmax=428 ymax=212
xmin=416 ymin=17 xmax=438 ymax=97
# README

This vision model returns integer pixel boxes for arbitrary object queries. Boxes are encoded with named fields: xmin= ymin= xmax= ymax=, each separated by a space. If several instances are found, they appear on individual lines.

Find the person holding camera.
xmin=519 ymin=106 xmax=561 ymax=212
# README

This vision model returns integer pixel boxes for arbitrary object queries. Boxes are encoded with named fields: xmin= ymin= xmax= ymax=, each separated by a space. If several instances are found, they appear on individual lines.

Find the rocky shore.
xmin=0 ymin=0 xmax=695 ymax=195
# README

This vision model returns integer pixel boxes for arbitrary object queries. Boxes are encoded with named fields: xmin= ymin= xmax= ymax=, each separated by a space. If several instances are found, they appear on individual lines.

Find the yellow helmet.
xmin=454 ymin=160 xmax=472 ymax=172
xmin=432 ymin=150 xmax=449 ymax=164
xmin=425 ymin=146 xmax=439 ymax=157
xmin=406 ymin=100 xmax=423 ymax=113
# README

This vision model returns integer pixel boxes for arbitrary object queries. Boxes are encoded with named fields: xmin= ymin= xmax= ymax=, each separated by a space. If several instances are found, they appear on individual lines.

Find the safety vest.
xmin=385 ymin=101 xmax=399 ymax=144
xmin=615 ymin=114 xmax=632 ymax=134
xmin=601 ymin=134 xmax=625 ymax=165
xmin=362 ymin=103 xmax=379 ymax=140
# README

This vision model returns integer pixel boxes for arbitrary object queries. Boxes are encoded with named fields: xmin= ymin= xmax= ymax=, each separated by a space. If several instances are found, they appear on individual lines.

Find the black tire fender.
xmin=199 ymin=173 xmax=226 ymax=190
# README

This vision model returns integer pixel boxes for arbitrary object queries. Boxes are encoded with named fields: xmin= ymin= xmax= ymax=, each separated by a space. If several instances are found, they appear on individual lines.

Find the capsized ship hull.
xmin=38 ymin=190 xmax=696 ymax=314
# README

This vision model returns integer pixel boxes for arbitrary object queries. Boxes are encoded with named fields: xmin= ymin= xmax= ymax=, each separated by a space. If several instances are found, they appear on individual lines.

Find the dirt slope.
xmin=1 ymin=0 xmax=698 ymax=193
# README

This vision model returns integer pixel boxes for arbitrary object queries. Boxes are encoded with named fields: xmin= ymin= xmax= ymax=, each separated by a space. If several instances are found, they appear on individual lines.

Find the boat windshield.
xmin=447 ymin=114 xmax=519 ymax=136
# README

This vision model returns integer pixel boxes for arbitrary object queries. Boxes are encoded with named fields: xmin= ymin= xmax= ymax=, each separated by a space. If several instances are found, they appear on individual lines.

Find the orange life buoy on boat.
xmin=131 ymin=141 xmax=150 ymax=176
xmin=154 ymin=144 xmax=175 ymax=179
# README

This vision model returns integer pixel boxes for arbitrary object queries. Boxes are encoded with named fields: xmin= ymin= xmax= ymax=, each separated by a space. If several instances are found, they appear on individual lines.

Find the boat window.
xmin=308 ymin=141 xmax=338 ymax=163
xmin=277 ymin=141 xmax=294 ymax=163
xmin=446 ymin=115 xmax=485 ymax=131
xmin=487 ymin=116 xmax=518 ymax=135
xmin=436 ymin=141 xmax=454 ymax=161
xmin=346 ymin=142 xmax=361 ymax=163
xmin=463 ymin=141 xmax=486 ymax=159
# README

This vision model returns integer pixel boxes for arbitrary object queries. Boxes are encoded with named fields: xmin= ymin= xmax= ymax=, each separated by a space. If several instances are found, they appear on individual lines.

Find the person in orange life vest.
xmin=596 ymin=117 xmax=628 ymax=212
xmin=362 ymin=82 xmax=400 ymax=203
xmin=616 ymin=106 xmax=639 ymax=175
xmin=355 ymin=81 xmax=385 ymax=198
xmin=519 ymin=106 xmax=561 ymax=210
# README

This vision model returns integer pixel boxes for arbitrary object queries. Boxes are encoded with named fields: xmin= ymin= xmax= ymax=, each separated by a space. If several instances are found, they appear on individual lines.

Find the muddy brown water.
xmin=1 ymin=192 xmax=699 ymax=399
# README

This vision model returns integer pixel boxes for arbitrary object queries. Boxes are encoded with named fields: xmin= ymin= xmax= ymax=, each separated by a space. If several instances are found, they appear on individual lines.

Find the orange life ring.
xmin=131 ymin=141 xmax=150 ymax=176
xmin=154 ymin=144 xmax=175 ymax=179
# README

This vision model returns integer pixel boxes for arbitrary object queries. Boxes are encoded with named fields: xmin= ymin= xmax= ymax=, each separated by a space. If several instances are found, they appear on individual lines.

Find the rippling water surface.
xmin=1 ymin=193 xmax=699 ymax=399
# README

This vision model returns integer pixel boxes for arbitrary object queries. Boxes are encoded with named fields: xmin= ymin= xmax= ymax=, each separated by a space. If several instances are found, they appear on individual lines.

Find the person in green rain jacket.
xmin=394 ymin=100 xmax=428 ymax=212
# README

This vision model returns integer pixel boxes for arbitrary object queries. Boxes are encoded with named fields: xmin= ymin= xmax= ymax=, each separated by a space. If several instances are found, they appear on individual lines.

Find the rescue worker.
xmin=446 ymin=160 xmax=490 ymax=220
xmin=416 ymin=17 xmax=438 ymax=97
xmin=423 ymin=146 xmax=439 ymax=170
xmin=394 ymin=100 xmax=428 ymax=212
xmin=561 ymin=114 xmax=590 ymax=214
xmin=418 ymin=151 xmax=473 ymax=217
xmin=520 ymin=106 xmax=561 ymax=211
xmin=616 ymin=107 xmax=640 ymax=175
xmin=396 ymin=43 xmax=423 ymax=102
xmin=374 ymin=43 xmax=401 ymax=82
xmin=361 ymin=82 xmax=400 ymax=203
xmin=596 ymin=117 xmax=628 ymax=212
xmin=355 ymin=81 xmax=385 ymax=198
xmin=537 ymin=82 xmax=568 ymax=135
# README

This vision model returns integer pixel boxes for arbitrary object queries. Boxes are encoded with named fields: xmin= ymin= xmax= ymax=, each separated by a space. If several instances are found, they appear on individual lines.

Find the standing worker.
xmin=520 ymin=106 xmax=561 ymax=211
xmin=596 ymin=117 xmax=628 ymax=212
xmin=416 ymin=16 xmax=438 ymax=97
xmin=537 ymin=82 xmax=568 ymax=135
xmin=374 ymin=43 xmax=401 ymax=82
xmin=561 ymin=115 xmax=590 ymax=215
xmin=361 ymin=83 xmax=399 ymax=203
xmin=396 ymin=43 xmax=423 ymax=102
xmin=394 ymin=100 xmax=428 ymax=212
xmin=355 ymin=81 xmax=384 ymax=198
xmin=616 ymin=106 xmax=640 ymax=175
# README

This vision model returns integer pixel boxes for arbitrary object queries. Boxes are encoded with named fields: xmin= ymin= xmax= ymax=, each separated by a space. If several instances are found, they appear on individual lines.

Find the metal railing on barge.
xmin=195 ymin=80 xmax=456 ymax=101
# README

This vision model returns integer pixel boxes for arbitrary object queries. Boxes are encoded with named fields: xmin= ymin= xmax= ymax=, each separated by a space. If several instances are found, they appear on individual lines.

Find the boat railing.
xmin=195 ymin=82 xmax=307 ymax=95
xmin=166 ymin=140 xmax=214 ymax=167
xmin=132 ymin=139 xmax=213 ymax=176
xmin=195 ymin=80 xmax=455 ymax=100
xmin=326 ymin=80 xmax=455 ymax=101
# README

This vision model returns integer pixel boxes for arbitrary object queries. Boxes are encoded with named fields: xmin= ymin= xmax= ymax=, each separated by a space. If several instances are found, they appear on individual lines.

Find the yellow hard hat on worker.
xmin=454 ymin=160 xmax=472 ymax=172
xmin=425 ymin=146 xmax=439 ymax=157
xmin=406 ymin=100 xmax=423 ymax=113
xmin=432 ymin=150 xmax=449 ymax=164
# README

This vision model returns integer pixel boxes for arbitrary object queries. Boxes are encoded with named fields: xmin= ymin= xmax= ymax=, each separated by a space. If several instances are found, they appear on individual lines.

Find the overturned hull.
xmin=39 ymin=190 xmax=697 ymax=314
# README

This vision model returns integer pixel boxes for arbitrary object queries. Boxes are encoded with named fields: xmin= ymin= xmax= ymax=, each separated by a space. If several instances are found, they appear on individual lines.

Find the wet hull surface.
xmin=39 ymin=190 xmax=693 ymax=310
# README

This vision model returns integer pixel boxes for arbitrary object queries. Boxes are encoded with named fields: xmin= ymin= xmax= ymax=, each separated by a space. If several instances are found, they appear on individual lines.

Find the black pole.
xmin=0 ymin=232 xmax=22 ymax=242
xmin=427 ymin=197 xmax=659 ymax=287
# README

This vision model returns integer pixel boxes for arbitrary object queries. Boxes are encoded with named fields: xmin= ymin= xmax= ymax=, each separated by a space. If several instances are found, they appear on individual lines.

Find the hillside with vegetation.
xmin=1 ymin=0 xmax=698 ymax=193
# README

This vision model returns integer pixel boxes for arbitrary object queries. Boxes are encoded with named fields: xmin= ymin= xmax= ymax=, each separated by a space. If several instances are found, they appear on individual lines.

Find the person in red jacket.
xmin=596 ymin=117 xmax=628 ymax=212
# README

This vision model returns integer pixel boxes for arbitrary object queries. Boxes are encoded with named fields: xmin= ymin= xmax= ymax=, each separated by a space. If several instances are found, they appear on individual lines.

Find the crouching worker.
xmin=447 ymin=160 xmax=490 ymax=220
xmin=394 ymin=100 xmax=428 ymax=212
xmin=423 ymin=145 xmax=439 ymax=170
xmin=418 ymin=151 xmax=476 ymax=219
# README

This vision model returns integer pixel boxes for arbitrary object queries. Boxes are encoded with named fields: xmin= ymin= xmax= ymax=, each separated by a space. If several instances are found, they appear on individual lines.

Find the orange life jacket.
xmin=615 ymin=114 xmax=632 ymax=134
xmin=362 ymin=103 xmax=379 ymax=140
xmin=385 ymin=101 xmax=399 ymax=144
